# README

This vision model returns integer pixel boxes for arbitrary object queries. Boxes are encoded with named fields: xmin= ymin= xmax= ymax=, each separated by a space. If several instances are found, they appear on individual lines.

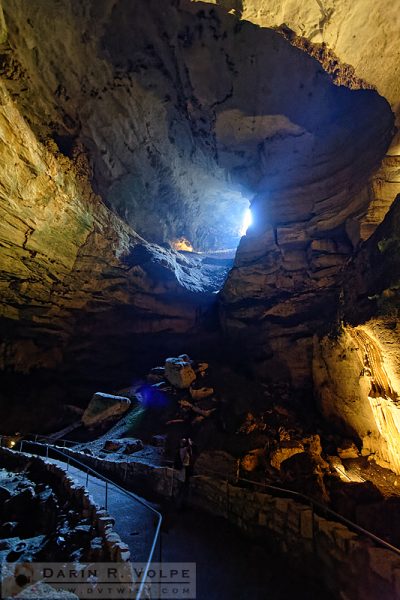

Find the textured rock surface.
xmin=176 ymin=0 xmax=400 ymax=387
xmin=165 ymin=356 xmax=197 ymax=389
xmin=189 ymin=474 xmax=400 ymax=600
xmin=220 ymin=99 xmax=393 ymax=386
xmin=193 ymin=0 xmax=400 ymax=118
xmin=0 ymin=0 xmax=398 ymax=410
xmin=314 ymin=196 xmax=400 ymax=474
xmin=82 ymin=392 xmax=131 ymax=427
xmin=0 ymin=63 xmax=222 ymax=403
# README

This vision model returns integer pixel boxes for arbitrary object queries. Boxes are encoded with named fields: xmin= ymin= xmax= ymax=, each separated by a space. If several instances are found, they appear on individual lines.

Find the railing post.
xmin=170 ymin=467 xmax=174 ymax=498
xmin=158 ymin=531 xmax=162 ymax=599
xmin=67 ymin=455 xmax=70 ymax=472
xmin=226 ymin=480 xmax=230 ymax=519
xmin=46 ymin=445 xmax=49 ymax=459
xmin=86 ymin=469 xmax=89 ymax=487
xmin=34 ymin=434 xmax=38 ymax=443
xmin=19 ymin=440 xmax=24 ymax=453
xmin=105 ymin=481 xmax=108 ymax=510
xmin=311 ymin=501 xmax=316 ymax=555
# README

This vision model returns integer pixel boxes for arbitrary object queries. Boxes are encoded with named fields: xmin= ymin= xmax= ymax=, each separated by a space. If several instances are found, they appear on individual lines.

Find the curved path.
xmin=42 ymin=456 xmax=157 ymax=564
xmin=43 ymin=457 xmax=332 ymax=599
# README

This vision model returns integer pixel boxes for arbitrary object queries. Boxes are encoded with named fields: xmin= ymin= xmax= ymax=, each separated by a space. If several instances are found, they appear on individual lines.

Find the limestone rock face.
xmin=0 ymin=72 xmax=221 ymax=399
xmin=314 ymin=196 xmax=400 ymax=474
xmin=188 ymin=0 xmax=399 ymax=386
xmin=0 ymin=0 xmax=397 ymax=405
xmin=220 ymin=113 xmax=393 ymax=386
xmin=193 ymin=0 xmax=400 ymax=118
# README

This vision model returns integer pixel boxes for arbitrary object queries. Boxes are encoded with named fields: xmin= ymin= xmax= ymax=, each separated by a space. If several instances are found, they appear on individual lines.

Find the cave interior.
xmin=1 ymin=1 xmax=400 ymax=598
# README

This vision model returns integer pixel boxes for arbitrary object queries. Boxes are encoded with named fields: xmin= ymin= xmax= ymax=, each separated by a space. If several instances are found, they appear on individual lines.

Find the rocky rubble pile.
xmin=0 ymin=468 xmax=95 ymax=565
xmin=94 ymin=355 xmax=361 ymax=498
xmin=146 ymin=354 xmax=218 ymax=430
xmin=78 ymin=353 xmax=220 ymax=463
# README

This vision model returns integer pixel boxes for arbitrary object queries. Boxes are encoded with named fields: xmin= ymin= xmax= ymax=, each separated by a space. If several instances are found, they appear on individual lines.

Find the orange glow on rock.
xmin=171 ymin=238 xmax=194 ymax=252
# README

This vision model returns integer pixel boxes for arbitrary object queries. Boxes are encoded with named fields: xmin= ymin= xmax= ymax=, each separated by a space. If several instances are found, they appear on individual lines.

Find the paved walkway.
xmin=47 ymin=458 xmax=158 ymax=563
xmin=33 ymin=452 xmax=333 ymax=599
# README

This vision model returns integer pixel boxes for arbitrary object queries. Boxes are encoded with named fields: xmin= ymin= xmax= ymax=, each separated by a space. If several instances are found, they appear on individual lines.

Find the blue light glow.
xmin=240 ymin=208 xmax=252 ymax=236
xmin=136 ymin=385 xmax=168 ymax=409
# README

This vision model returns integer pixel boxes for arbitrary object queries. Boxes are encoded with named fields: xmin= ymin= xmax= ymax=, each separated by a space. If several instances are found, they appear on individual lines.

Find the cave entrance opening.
xmin=171 ymin=189 xmax=253 ymax=259
xmin=169 ymin=192 xmax=253 ymax=292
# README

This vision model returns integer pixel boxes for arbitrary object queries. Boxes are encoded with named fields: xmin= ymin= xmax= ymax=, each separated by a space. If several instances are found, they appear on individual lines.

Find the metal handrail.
xmin=192 ymin=465 xmax=400 ymax=557
xmin=0 ymin=433 xmax=81 ymax=450
xmin=16 ymin=440 xmax=162 ymax=600
xmin=25 ymin=433 xmax=81 ymax=448
xmin=16 ymin=437 xmax=400 ymax=556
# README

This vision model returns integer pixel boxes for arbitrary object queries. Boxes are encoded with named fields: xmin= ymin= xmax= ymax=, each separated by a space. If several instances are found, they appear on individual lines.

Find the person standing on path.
xmin=179 ymin=438 xmax=193 ymax=484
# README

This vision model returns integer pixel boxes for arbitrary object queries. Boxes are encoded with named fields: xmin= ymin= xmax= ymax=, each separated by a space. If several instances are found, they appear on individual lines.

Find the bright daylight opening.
xmin=240 ymin=207 xmax=253 ymax=236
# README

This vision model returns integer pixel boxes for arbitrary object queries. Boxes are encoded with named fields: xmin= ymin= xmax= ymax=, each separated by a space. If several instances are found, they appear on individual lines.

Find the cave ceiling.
xmin=1 ymin=0 xmax=393 ymax=251
xmin=0 ymin=0 xmax=398 ymax=396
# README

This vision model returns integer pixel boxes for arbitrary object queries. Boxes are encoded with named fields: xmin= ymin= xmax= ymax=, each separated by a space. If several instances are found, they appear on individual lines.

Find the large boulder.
xmin=82 ymin=393 xmax=131 ymax=427
xmin=337 ymin=440 xmax=360 ymax=460
xmin=189 ymin=385 xmax=214 ymax=401
xmin=164 ymin=357 xmax=196 ymax=389
xmin=241 ymin=448 xmax=265 ymax=473
xmin=270 ymin=441 xmax=305 ymax=470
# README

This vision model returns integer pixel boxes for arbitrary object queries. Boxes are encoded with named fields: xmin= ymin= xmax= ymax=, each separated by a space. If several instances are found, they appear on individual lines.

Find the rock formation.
xmin=192 ymin=0 xmax=400 ymax=119
xmin=314 ymin=196 xmax=400 ymax=473
xmin=0 ymin=0 xmax=400 ymax=467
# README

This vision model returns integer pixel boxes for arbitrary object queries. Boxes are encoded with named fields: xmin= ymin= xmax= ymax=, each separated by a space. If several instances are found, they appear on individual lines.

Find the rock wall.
xmin=0 ymin=0 xmax=398 ymax=400
xmin=314 ymin=196 xmax=400 ymax=474
xmin=192 ymin=0 xmax=399 ymax=387
xmin=0 ymin=80 xmax=217 ymax=401
xmin=313 ymin=326 xmax=400 ymax=474
xmin=193 ymin=0 xmax=400 ymax=118
xmin=189 ymin=475 xmax=400 ymax=600
xmin=42 ymin=445 xmax=176 ymax=499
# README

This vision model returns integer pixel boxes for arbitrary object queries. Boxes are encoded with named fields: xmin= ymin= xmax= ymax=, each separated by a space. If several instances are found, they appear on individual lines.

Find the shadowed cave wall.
xmin=0 ymin=0 xmax=397 ymax=423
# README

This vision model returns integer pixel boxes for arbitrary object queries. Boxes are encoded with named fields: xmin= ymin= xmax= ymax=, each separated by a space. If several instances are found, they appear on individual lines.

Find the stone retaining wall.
xmin=49 ymin=445 xmax=176 ymax=498
xmin=189 ymin=475 xmax=400 ymax=600
xmin=0 ymin=448 xmax=130 ymax=562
